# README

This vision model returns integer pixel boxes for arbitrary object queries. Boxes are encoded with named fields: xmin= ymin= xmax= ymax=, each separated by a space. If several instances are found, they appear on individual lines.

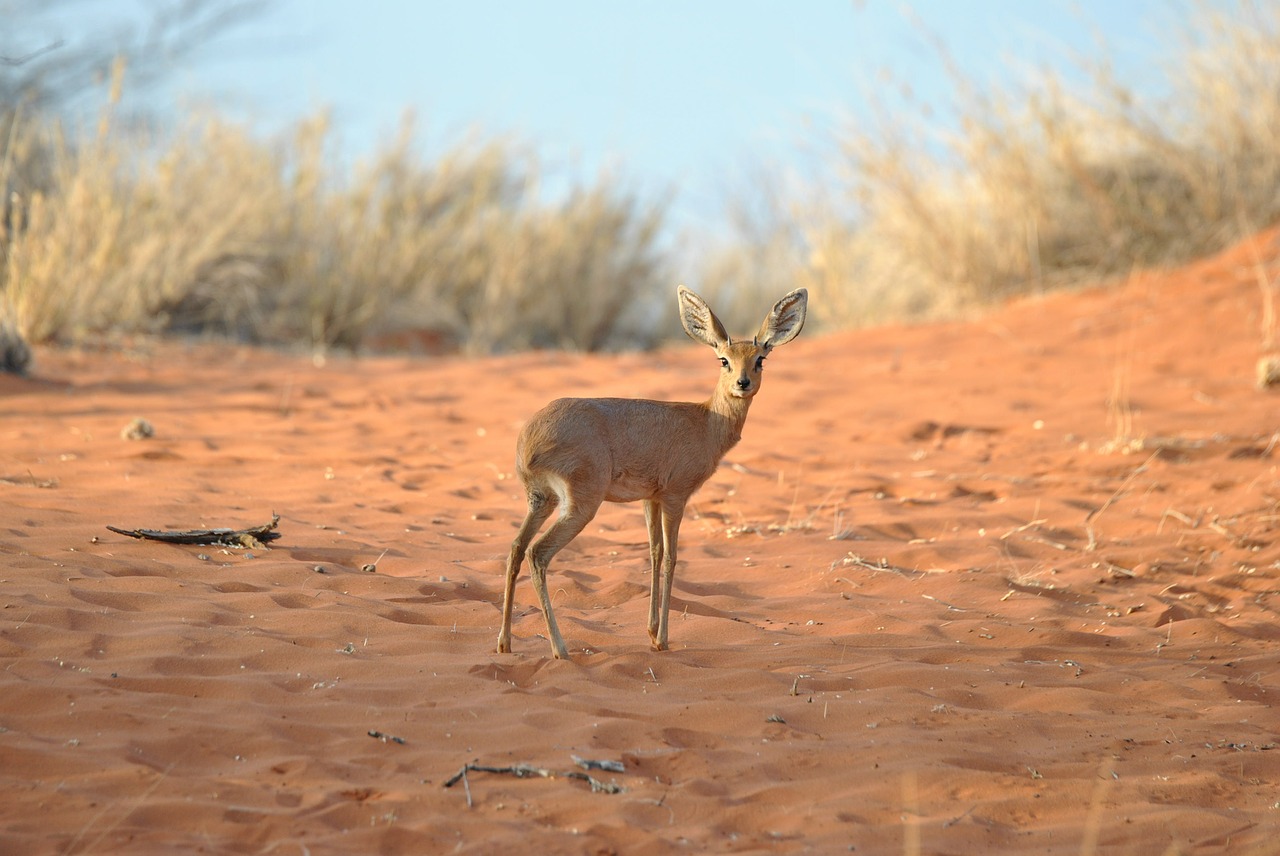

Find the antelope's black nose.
xmin=735 ymin=377 xmax=752 ymax=390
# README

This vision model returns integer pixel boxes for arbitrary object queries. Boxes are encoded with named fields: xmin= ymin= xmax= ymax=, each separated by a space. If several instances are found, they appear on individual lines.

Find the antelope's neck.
xmin=704 ymin=392 xmax=753 ymax=460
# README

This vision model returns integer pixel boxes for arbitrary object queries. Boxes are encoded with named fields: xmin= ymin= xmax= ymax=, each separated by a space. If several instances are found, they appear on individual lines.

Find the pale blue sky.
xmin=43 ymin=1 xmax=1187 ymax=231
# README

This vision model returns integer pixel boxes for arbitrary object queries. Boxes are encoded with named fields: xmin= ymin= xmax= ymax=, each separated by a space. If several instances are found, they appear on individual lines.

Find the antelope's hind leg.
xmin=644 ymin=499 xmax=664 ymax=645
xmin=527 ymin=493 xmax=603 ymax=659
xmin=497 ymin=490 xmax=555 ymax=654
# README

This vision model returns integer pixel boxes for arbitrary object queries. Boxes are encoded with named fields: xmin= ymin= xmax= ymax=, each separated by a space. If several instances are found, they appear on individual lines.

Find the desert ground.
xmin=2 ymin=231 xmax=1278 ymax=855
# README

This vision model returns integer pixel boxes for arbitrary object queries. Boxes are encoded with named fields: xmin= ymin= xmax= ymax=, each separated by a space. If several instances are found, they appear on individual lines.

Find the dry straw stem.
xmin=1085 ymin=450 xmax=1160 ymax=551
xmin=1237 ymin=211 xmax=1279 ymax=350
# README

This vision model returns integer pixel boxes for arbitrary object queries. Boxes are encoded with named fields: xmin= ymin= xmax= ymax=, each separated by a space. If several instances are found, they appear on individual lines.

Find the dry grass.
xmin=7 ymin=3 xmax=1280 ymax=355
xmin=702 ymin=1 xmax=1280 ymax=332
xmin=0 ymin=63 xmax=669 ymax=355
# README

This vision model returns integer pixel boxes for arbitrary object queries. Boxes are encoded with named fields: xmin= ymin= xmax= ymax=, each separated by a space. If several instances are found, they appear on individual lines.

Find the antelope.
xmin=497 ymin=285 xmax=808 ymax=659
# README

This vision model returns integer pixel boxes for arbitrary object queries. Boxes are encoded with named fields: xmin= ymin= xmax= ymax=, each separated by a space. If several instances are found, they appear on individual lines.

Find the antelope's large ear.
xmin=678 ymin=285 xmax=730 ymax=348
xmin=756 ymin=288 xmax=807 ymax=351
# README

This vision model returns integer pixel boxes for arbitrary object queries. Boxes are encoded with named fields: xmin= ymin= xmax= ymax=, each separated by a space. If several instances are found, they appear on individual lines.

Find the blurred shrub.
xmin=701 ymin=0 xmax=1280 ymax=331
xmin=10 ymin=1 xmax=1280 ymax=353
xmin=1 ymin=93 xmax=670 ymax=352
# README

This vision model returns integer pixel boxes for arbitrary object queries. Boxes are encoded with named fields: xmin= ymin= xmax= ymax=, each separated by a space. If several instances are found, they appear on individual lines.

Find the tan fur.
xmin=497 ymin=285 xmax=808 ymax=658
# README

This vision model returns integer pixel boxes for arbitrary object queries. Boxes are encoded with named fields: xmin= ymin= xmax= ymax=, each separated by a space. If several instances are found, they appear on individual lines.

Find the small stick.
xmin=1084 ymin=451 xmax=1159 ymax=550
xmin=999 ymin=519 xmax=1048 ymax=540
xmin=443 ymin=761 xmax=624 ymax=800
xmin=572 ymin=755 xmax=625 ymax=773
xmin=943 ymin=805 xmax=976 ymax=828
xmin=923 ymin=593 xmax=968 ymax=612
xmin=837 ymin=554 xmax=927 ymax=578
xmin=368 ymin=730 xmax=406 ymax=745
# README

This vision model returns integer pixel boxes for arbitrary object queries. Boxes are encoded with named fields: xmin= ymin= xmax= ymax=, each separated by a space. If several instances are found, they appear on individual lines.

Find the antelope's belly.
xmin=604 ymin=470 xmax=657 ymax=503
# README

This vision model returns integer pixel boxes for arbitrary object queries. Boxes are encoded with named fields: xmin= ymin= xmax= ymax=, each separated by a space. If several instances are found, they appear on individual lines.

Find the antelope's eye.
xmin=719 ymin=357 xmax=730 ymax=368
xmin=754 ymin=356 xmax=766 ymax=371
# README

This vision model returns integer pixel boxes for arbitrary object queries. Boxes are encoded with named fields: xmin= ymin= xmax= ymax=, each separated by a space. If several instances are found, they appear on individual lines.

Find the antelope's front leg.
xmin=653 ymin=502 xmax=685 ymax=651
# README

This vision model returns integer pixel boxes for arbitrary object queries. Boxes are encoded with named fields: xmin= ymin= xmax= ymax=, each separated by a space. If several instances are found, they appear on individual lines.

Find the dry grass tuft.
xmin=1 ymin=80 xmax=669 ymax=354
xmin=702 ymin=1 xmax=1280 ymax=332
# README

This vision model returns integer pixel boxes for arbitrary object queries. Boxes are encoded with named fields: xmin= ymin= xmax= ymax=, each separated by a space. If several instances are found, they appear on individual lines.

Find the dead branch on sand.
xmin=106 ymin=514 xmax=281 ymax=549
xmin=444 ymin=759 xmax=625 ymax=806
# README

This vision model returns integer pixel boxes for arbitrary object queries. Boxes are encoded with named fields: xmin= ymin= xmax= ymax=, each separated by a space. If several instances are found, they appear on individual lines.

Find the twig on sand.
xmin=1084 ymin=452 xmax=1158 ymax=550
xmin=443 ymin=760 xmax=625 ymax=806
xmin=65 ymin=761 xmax=174 ymax=853
xmin=834 ymin=553 xmax=929 ymax=578
xmin=571 ymin=755 xmax=625 ymax=773
xmin=106 ymin=514 xmax=281 ymax=548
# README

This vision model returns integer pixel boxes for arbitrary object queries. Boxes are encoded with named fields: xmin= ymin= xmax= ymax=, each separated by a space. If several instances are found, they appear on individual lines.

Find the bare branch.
xmin=0 ymin=40 xmax=64 ymax=67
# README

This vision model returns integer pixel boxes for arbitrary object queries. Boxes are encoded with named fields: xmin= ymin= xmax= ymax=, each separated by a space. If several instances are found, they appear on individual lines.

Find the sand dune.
xmin=2 ymin=231 xmax=1278 ymax=854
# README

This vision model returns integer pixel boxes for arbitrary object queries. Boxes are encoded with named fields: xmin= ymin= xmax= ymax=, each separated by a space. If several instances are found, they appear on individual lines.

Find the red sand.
xmin=2 ymin=232 xmax=1278 ymax=854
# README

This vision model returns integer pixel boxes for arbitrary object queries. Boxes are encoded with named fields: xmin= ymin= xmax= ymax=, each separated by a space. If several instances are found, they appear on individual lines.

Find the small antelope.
xmin=497 ymin=285 xmax=808 ymax=659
